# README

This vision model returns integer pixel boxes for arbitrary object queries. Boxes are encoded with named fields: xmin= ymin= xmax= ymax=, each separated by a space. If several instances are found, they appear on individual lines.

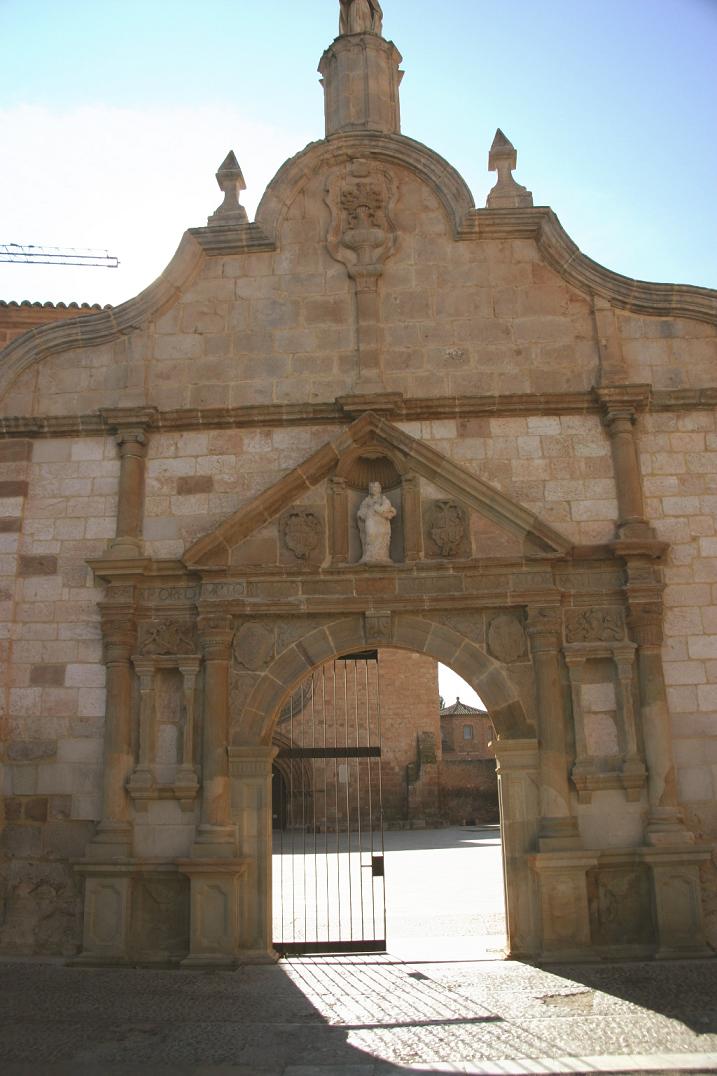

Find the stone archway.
xmin=228 ymin=612 xmax=541 ymax=962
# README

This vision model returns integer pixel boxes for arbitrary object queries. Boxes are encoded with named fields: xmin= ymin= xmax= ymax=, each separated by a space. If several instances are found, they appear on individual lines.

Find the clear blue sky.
xmin=1 ymin=0 xmax=716 ymax=305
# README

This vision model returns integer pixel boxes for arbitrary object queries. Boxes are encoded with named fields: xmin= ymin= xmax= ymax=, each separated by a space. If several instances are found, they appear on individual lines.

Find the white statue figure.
xmin=339 ymin=0 xmax=383 ymax=36
xmin=357 ymin=481 xmax=396 ymax=564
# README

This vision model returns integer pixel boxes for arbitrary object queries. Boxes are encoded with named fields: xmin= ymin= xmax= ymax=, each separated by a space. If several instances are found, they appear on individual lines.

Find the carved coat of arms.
xmin=325 ymin=158 xmax=398 ymax=279
xmin=428 ymin=500 xmax=468 ymax=558
xmin=281 ymin=508 xmax=322 ymax=560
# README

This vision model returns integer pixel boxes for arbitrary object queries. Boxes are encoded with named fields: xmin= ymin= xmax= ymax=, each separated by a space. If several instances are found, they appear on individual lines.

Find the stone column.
xmin=329 ymin=477 xmax=349 ymax=565
xmin=613 ymin=643 xmax=647 ymax=799
xmin=175 ymin=659 xmax=201 ymax=807
xmin=493 ymin=738 xmax=541 ymax=958
xmin=401 ymin=474 xmax=422 ymax=562
xmin=526 ymin=607 xmax=580 ymax=850
xmin=126 ymin=660 xmax=156 ymax=806
xmin=628 ymin=602 xmax=692 ymax=844
xmin=564 ymin=654 xmax=594 ymax=803
xmin=101 ymin=407 xmax=156 ymax=558
xmin=90 ymin=617 xmax=136 ymax=857
xmin=194 ymin=614 xmax=236 ymax=856
xmin=597 ymin=387 xmax=651 ymax=540
xmin=228 ymin=745 xmax=279 ymax=963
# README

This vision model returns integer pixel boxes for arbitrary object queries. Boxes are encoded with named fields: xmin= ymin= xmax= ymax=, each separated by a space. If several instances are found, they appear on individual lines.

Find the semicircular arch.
xmin=234 ymin=613 xmax=533 ymax=746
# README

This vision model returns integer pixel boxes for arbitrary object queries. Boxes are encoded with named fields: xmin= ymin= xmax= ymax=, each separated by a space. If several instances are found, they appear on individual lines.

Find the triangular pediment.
xmin=183 ymin=412 xmax=572 ymax=569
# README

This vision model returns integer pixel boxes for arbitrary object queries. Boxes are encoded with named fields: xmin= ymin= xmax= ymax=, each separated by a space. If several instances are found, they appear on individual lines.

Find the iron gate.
xmin=272 ymin=652 xmax=386 ymax=954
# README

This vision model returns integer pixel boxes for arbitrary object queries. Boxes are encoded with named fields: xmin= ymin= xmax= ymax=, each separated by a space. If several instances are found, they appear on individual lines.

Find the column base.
xmin=645 ymin=806 xmax=695 ymax=846
xmin=191 ymin=824 xmax=238 ymax=858
xmin=538 ymin=815 xmax=582 ymax=852
xmin=106 ymin=536 xmax=143 ymax=558
xmin=86 ymin=821 xmax=133 ymax=859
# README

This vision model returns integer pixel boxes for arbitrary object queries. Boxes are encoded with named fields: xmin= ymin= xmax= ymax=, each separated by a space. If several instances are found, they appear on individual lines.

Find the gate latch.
xmin=371 ymin=855 xmax=384 ymax=877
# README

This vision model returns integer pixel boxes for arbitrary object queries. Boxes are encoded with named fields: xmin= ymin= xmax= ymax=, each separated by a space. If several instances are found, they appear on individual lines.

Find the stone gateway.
xmin=0 ymin=2 xmax=716 ymax=966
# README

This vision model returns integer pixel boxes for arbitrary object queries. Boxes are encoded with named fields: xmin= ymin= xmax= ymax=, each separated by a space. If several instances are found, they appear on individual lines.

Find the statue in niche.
xmin=357 ymin=482 xmax=396 ymax=564
xmin=339 ymin=0 xmax=383 ymax=36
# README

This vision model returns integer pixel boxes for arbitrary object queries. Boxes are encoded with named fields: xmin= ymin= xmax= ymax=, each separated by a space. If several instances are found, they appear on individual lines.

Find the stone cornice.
xmin=0 ymin=232 xmax=205 ymax=401
xmin=3 ymin=387 xmax=717 ymax=440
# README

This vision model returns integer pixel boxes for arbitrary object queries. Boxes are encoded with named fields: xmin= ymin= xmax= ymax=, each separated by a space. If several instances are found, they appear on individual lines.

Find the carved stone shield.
xmin=428 ymin=500 xmax=468 ymax=558
xmin=281 ymin=508 xmax=321 ymax=560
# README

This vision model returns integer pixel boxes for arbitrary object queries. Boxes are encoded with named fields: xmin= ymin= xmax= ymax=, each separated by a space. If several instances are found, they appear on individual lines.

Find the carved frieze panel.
xmin=139 ymin=620 xmax=197 ymax=656
xmin=424 ymin=499 xmax=470 ymax=559
xmin=487 ymin=613 xmax=527 ymax=664
xmin=232 ymin=621 xmax=275 ymax=671
xmin=566 ymin=608 xmax=624 ymax=644
xmin=279 ymin=506 xmax=324 ymax=565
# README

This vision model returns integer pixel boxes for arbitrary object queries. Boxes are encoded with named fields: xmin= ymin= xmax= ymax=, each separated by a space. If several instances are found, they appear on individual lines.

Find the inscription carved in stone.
xmin=141 ymin=585 xmax=200 ymax=604
xmin=566 ymin=608 xmax=624 ymax=643
xmin=139 ymin=621 xmax=196 ymax=656
xmin=202 ymin=581 xmax=247 ymax=602
xmin=487 ymin=613 xmax=527 ymax=664
xmin=280 ymin=507 xmax=322 ymax=561
xmin=232 ymin=622 xmax=275 ymax=671
xmin=427 ymin=500 xmax=468 ymax=558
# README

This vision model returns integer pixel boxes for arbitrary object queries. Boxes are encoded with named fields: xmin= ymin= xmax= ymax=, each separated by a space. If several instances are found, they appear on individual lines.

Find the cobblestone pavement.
xmin=1 ymin=953 xmax=716 ymax=1075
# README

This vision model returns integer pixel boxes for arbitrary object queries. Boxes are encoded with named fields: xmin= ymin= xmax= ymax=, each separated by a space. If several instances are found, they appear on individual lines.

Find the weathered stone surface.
xmin=17 ymin=554 xmax=57 ymax=576
xmin=6 ymin=741 xmax=57 ymax=762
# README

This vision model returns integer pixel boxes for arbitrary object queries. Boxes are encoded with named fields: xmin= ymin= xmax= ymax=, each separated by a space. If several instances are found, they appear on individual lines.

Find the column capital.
xmin=628 ymin=602 xmax=664 ymax=648
xmin=526 ymin=605 xmax=562 ymax=650
xmin=101 ymin=617 xmax=136 ymax=660
xmin=197 ymin=613 xmax=234 ymax=659
xmin=595 ymin=384 xmax=651 ymax=426
xmin=101 ymin=406 xmax=157 ymax=433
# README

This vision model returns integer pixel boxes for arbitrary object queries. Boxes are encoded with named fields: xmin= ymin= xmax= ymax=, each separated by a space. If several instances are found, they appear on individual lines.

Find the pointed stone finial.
xmin=339 ymin=0 xmax=383 ymax=37
xmin=207 ymin=150 xmax=248 ymax=227
xmin=486 ymin=129 xmax=533 ymax=209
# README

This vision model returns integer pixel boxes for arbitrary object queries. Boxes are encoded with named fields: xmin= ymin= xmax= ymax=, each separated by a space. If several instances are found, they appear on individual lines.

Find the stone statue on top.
xmin=339 ymin=0 xmax=383 ymax=36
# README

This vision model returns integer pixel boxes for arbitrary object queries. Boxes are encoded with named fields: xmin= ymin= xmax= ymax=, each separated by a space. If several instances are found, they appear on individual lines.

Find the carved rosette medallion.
xmin=232 ymin=621 xmax=275 ymax=671
xmin=139 ymin=620 xmax=197 ymax=656
xmin=566 ymin=608 xmax=624 ymax=643
xmin=427 ymin=500 xmax=468 ymax=558
xmin=280 ymin=507 xmax=322 ymax=561
xmin=325 ymin=158 xmax=398 ymax=279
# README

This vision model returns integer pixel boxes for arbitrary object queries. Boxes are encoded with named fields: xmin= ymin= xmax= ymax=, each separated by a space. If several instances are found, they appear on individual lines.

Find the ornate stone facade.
xmin=0 ymin=5 xmax=716 ymax=965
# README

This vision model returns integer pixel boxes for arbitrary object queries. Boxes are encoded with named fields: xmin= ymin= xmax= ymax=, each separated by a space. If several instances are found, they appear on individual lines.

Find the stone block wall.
xmin=641 ymin=410 xmax=717 ymax=837
xmin=0 ymin=435 xmax=115 ymax=954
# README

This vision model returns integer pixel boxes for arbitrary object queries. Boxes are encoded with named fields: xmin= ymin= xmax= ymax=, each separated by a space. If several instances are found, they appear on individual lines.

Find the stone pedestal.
xmin=643 ymin=847 xmax=712 ymax=959
xmin=73 ymin=861 xmax=189 ymax=966
xmin=493 ymin=738 xmax=541 ymax=959
xmin=178 ymin=859 xmax=248 ymax=968
xmin=531 ymin=851 xmax=598 ymax=961
xmin=319 ymin=32 xmax=403 ymax=136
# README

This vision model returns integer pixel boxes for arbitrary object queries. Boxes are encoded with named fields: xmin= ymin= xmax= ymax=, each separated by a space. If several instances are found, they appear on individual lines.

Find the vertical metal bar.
xmin=343 ymin=658 xmax=353 ymax=940
xmin=290 ymin=688 xmax=295 ymax=943
xmin=299 ymin=684 xmax=305 ymax=946
xmin=364 ymin=658 xmax=376 ymax=938
xmin=333 ymin=660 xmax=340 ymax=937
xmin=376 ymin=653 xmax=387 ymax=943
xmin=322 ymin=663 xmax=330 ymax=943
xmin=311 ymin=671 xmax=318 ymax=943
xmin=278 ymin=763 xmax=284 ymax=947
xmin=353 ymin=658 xmax=365 ymax=940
